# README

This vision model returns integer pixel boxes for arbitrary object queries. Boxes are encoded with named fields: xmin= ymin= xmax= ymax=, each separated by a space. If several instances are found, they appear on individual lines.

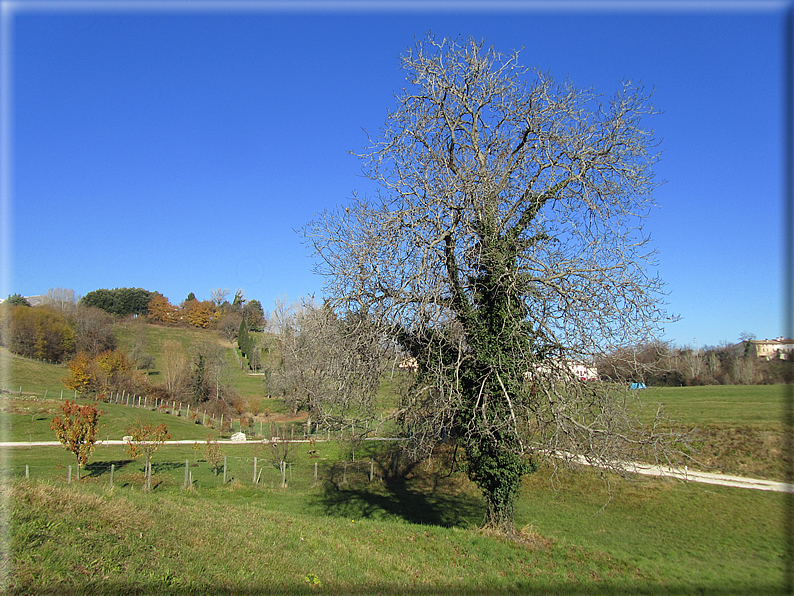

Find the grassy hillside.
xmin=6 ymin=456 xmax=785 ymax=595
xmin=1 ymin=347 xmax=71 ymax=398
xmin=637 ymin=385 xmax=786 ymax=480
xmin=114 ymin=321 xmax=273 ymax=407
xmin=2 ymin=321 xmax=282 ymax=414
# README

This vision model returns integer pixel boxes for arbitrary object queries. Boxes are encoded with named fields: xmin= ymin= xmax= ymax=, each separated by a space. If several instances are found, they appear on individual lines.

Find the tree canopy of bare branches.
xmin=268 ymin=299 xmax=389 ymax=432
xmin=305 ymin=36 xmax=680 ymax=533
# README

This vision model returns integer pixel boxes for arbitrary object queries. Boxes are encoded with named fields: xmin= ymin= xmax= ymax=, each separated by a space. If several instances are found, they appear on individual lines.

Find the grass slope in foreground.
xmin=6 ymin=456 xmax=786 ymax=595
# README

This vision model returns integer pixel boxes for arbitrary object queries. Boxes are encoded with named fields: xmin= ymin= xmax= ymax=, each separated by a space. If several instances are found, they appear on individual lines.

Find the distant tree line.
xmin=597 ymin=338 xmax=790 ymax=386
xmin=146 ymin=288 xmax=265 ymax=334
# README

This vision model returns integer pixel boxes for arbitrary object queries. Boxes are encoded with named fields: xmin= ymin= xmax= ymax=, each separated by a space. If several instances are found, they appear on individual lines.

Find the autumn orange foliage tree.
xmin=62 ymin=352 xmax=95 ymax=393
xmin=182 ymin=299 xmax=218 ymax=329
xmin=63 ymin=349 xmax=136 ymax=395
xmin=2 ymin=304 xmax=75 ymax=362
xmin=147 ymin=293 xmax=179 ymax=324
xmin=49 ymin=400 xmax=103 ymax=480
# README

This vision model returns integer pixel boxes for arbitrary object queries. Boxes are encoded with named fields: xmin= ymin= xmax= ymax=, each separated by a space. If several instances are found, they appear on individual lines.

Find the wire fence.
xmin=3 ymin=454 xmax=384 ymax=492
xmin=3 ymin=385 xmax=398 ymax=441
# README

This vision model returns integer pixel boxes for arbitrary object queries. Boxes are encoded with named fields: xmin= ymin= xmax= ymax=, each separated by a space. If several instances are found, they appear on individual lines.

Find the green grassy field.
xmin=634 ymin=384 xmax=786 ymax=480
xmin=1 ymin=346 xmax=789 ymax=594
xmin=641 ymin=385 xmax=786 ymax=428
xmin=0 ymin=396 xmax=227 ymax=444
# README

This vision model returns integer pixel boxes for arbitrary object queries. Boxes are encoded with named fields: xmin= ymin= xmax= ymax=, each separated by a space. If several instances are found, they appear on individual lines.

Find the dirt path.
xmin=561 ymin=452 xmax=791 ymax=492
xmin=626 ymin=461 xmax=790 ymax=492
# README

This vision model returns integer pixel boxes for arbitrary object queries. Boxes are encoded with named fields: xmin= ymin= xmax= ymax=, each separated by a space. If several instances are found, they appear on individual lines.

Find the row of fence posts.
xmin=23 ymin=456 xmax=377 ymax=489
xmin=12 ymin=386 xmax=381 ymax=443
xmin=106 ymin=390 xmax=234 ymax=433
xmin=105 ymin=390 xmax=304 ymax=439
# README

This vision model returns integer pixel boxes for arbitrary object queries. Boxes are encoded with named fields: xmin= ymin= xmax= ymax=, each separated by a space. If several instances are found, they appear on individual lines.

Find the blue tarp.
xmin=630 ymin=382 xmax=647 ymax=390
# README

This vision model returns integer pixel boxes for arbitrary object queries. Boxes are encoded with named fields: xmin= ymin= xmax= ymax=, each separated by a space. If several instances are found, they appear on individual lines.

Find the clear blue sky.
xmin=2 ymin=1 xmax=789 ymax=349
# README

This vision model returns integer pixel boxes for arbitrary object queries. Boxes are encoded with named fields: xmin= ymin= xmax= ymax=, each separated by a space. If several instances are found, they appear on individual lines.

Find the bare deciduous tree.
xmin=305 ymin=36 xmax=684 ymax=533
xmin=211 ymin=288 xmax=230 ymax=307
xmin=219 ymin=312 xmax=243 ymax=345
xmin=267 ymin=299 xmax=388 ymax=432
xmin=161 ymin=340 xmax=188 ymax=396
xmin=72 ymin=305 xmax=116 ymax=356
xmin=44 ymin=287 xmax=78 ymax=314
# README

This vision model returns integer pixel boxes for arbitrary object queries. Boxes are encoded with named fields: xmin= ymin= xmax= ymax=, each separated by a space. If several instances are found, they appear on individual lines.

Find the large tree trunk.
xmin=464 ymin=434 xmax=530 ymax=535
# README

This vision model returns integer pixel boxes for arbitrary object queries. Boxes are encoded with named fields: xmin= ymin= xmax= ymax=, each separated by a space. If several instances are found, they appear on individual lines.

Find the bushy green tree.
xmin=238 ymin=318 xmax=250 ymax=357
xmin=79 ymin=289 xmax=114 ymax=313
xmin=6 ymin=294 xmax=30 ymax=307
xmin=80 ymin=287 xmax=154 ymax=316
xmin=242 ymin=299 xmax=265 ymax=331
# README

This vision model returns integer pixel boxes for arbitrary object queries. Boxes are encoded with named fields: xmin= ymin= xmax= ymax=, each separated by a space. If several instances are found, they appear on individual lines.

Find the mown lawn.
xmin=635 ymin=384 xmax=787 ymax=480
xmin=640 ymin=384 xmax=785 ymax=428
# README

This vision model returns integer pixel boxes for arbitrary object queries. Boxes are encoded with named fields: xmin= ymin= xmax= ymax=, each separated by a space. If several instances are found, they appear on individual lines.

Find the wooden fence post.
xmin=314 ymin=462 xmax=318 ymax=486
xmin=110 ymin=463 xmax=114 ymax=487
xmin=25 ymin=465 xmax=29 ymax=480
xmin=68 ymin=466 xmax=72 ymax=484
xmin=370 ymin=458 xmax=374 ymax=482
xmin=223 ymin=456 xmax=227 ymax=484
xmin=253 ymin=457 xmax=257 ymax=485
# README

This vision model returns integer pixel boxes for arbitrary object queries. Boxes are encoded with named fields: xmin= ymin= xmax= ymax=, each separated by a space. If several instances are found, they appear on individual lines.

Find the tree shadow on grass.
xmin=83 ymin=460 xmax=135 ymax=478
xmin=151 ymin=461 xmax=193 ymax=474
xmin=309 ymin=460 xmax=485 ymax=528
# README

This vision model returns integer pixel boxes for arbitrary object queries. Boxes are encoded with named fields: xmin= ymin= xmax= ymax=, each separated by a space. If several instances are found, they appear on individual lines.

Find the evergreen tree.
xmin=238 ymin=318 xmax=250 ymax=357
